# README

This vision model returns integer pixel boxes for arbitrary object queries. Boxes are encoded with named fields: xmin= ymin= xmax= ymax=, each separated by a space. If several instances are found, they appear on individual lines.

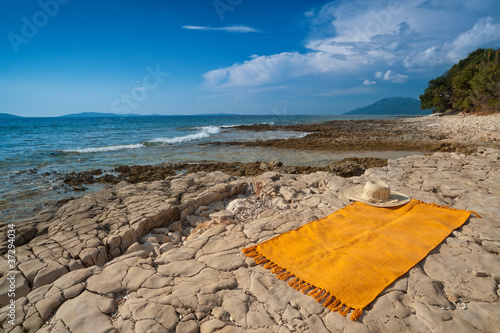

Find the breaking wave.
xmin=64 ymin=144 xmax=145 ymax=153
xmin=148 ymin=126 xmax=221 ymax=144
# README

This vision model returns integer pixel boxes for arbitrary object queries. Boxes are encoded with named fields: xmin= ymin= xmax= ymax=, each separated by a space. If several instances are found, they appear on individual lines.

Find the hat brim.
xmin=341 ymin=185 xmax=410 ymax=208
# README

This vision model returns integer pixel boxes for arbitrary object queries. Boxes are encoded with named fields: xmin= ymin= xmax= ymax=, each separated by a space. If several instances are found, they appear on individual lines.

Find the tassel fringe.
xmin=415 ymin=200 xmax=482 ymax=218
xmin=242 ymin=247 xmax=363 ymax=321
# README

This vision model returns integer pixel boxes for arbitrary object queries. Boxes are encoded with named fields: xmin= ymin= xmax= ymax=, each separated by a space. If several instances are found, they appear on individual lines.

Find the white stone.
xmin=226 ymin=198 xmax=253 ymax=214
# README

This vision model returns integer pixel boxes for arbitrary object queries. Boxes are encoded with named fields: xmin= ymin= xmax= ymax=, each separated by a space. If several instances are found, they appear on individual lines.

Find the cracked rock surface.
xmin=1 ymin=148 xmax=499 ymax=333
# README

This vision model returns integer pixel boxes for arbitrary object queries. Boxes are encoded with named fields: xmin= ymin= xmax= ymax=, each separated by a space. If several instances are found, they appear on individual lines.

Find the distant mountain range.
xmin=0 ymin=113 xmax=22 ymax=118
xmin=343 ymin=97 xmax=432 ymax=116
xmin=0 ymin=112 xmax=240 ymax=118
xmin=60 ymin=112 xmax=241 ymax=117
xmin=59 ymin=112 xmax=155 ymax=118
xmin=1 ymin=103 xmax=431 ymax=118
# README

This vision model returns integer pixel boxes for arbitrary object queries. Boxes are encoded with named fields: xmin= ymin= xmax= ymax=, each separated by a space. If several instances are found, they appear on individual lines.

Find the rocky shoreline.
xmin=10 ymin=113 xmax=500 ymax=222
xmin=219 ymin=114 xmax=500 ymax=153
xmin=1 ymin=114 xmax=499 ymax=332
xmin=59 ymin=158 xmax=388 ymax=191
xmin=50 ymin=114 xmax=500 ymax=192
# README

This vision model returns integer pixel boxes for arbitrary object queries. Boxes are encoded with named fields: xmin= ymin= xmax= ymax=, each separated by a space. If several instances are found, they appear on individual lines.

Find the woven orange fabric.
xmin=242 ymin=199 xmax=479 ymax=320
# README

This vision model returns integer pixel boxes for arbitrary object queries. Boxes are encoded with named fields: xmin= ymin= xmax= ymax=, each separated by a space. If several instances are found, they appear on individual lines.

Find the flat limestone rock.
xmin=200 ymin=319 xmax=227 ymax=333
xmin=157 ymin=261 xmax=207 ymax=277
xmin=131 ymin=302 xmax=178 ymax=331
xmin=134 ymin=319 xmax=167 ymax=333
xmin=33 ymin=263 xmax=68 ymax=289
xmin=122 ymin=266 xmax=155 ymax=291
xmin=221 ymin=291 xmax=249 ymax=326
xmin=197 ymin=251 xmax=246 ymax=271
xmin=35 ymin=291 xmax=63 ymax=320
xmin=54 ymin=291 xmax=115 ymax=333
xmin=86 ymin=262 xmax=129 ymax=295
xmin=176 ymin=320 xmax=200 ymax=333
xmin=18 ymin=259 xmax=47 ymax=284
xmin=53 ymin=266 xmax=96 ymax=290
xmin=3 ymin=144 xmax=500 ymax=333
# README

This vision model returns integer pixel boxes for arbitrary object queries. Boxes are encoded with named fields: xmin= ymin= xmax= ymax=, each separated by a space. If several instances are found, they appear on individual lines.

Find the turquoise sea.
xmin=0 ymin=114 xmax=401 ymax=223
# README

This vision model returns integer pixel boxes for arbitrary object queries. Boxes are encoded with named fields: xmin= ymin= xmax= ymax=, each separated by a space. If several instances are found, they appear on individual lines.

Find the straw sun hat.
xmin=342 ymin=179 xmax=410 ymax=207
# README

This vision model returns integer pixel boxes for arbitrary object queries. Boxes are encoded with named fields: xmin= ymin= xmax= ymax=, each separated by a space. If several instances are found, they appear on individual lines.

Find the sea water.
xmin=0 ymin=114 xmax=401 ymax=223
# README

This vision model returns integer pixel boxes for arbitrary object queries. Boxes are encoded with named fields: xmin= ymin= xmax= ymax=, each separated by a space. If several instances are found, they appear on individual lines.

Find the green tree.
xmin=420 ymin=48 xmax=500 ymax=113
xmin=420 ymin=75 xmax=452 ymax=113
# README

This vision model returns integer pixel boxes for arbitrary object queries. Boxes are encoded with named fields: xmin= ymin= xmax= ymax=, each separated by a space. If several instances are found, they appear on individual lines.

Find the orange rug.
xmin=242 ymin=199 xmax=479 ymax=320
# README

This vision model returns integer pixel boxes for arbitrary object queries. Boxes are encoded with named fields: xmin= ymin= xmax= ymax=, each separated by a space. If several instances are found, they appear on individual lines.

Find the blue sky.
xmin=1 ymin=0 xmax=500 ymax=117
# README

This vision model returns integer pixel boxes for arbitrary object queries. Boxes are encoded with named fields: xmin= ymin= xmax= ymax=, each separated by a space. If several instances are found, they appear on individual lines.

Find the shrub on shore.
xmin=420 ymin=48 xmax=500 ymax=114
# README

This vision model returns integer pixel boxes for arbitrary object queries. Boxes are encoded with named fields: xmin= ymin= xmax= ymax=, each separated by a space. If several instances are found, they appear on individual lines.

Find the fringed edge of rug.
xmin=414 ymin=200 xmax=482 ymax=218
xmin=242 ymin=246 xmax=363 ymax=321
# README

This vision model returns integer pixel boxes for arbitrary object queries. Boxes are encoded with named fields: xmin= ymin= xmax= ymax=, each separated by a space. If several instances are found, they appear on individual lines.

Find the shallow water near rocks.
xmin=0 ymin=114 xmax=414 ymax=223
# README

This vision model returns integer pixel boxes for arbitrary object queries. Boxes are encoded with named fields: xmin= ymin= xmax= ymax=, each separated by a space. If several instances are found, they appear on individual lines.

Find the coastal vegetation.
xmin=420 ymin=48 xmax=500 ymax=113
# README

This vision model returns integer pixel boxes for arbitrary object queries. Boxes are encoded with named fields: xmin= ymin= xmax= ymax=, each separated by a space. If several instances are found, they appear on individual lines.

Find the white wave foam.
xmin=149 ymin=126 xmax=221 ymax=144
xmin=64 ymin=144 xmax=145 ymax=153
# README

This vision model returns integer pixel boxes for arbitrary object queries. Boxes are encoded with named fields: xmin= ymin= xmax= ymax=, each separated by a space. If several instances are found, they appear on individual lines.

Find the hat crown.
xmin=362 ymin=180 xmax=390 ymax=202
xmin=342 ymin=179 xmax=410 ymax=207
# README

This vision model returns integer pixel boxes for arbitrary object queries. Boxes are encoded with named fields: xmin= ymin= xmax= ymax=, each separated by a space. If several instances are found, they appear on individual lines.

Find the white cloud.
xmin=182 ymin=25 xmax=262 ymax=33
xmin=203 ymin=51 xmax=359 ymax=89
xmin=374 ymin=70 xmax=408 ymax=83
xmin=202 ymin=0 xmax=500 ymax=90
xmin=362 ymin=78 xmax=376 ymax=85
xmin=310 ymin=1 xmax=500 ymax=69
xmin=306 ymin=40 xmax=356 ymax=56
xmin=314 ymin=0 xmax=413 ymax=43
xmin=447 ymin=17 xmax=499 ymax=60
xmin=403 ymin=47 xmax=439 ymax=68
xmin=404 ymin=17 xmax=500 ymax=68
